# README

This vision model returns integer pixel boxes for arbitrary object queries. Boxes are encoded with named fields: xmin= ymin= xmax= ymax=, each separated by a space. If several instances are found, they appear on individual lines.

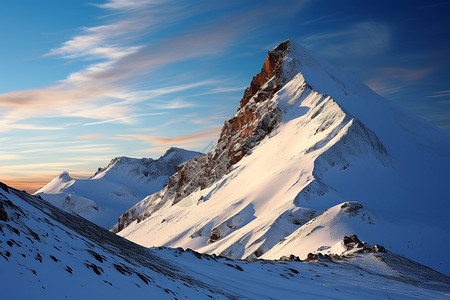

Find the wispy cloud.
xmin=124 ymin=128 xmax=221 ymax=146
xmin=0 ymin=1 xmax=237 ymax=131
xmin=95 ymin=0 xmax=154 ymax=10
xmin=0 ymin=154 xmax=24 ymax=160
xmin=427 ymin=90 xmax=450 ymax=98
xmin=1 ymin=0 xmax=302 ymax=132
xmin=366 ymin=65 xmax=439 ymax=96
xmin=76 ymin=134 xmax=104 ymax=140
xmin=75 ymin=134 xmax=134 ymax=141
xmin=365 ymin=78 xmax=406 ymax=96
xmin=302 ymin=21 xmax=390 ymax=58
xmin=379 ymin=66 xmax=438 ymax=81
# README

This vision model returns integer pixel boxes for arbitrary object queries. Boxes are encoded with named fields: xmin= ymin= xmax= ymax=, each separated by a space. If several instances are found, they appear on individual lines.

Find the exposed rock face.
xmin=116 ymin=41 xmax=291 ymax=231
xmin=114 ymin=39 xmax=449 ymax=275
xmin=341 ymin=234 xmax=387 ymax=254
xmin=0 ymin=202 xmax=8 ymax=222
xmin=240 ymin=40 xmax=289 ymax=107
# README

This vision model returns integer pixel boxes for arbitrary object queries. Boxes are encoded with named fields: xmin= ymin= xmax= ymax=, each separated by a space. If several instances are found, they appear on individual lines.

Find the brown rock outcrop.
xmin=116 ymin=40 xmax=292 ymax=231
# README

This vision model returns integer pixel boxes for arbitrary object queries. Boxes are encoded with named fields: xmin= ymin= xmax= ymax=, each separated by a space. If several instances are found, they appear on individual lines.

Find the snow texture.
xmin=0 ymin=183 xmax=449 ymax=299
xmin=117 ymin=40 xmax=450 ymax=275
xmin=35 ymin=147 xmax=200 ymax=229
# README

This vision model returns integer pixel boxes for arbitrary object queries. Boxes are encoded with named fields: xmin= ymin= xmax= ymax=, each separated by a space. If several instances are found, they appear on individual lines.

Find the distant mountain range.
xmin=35 ymin=147 xmax=200 ymax=229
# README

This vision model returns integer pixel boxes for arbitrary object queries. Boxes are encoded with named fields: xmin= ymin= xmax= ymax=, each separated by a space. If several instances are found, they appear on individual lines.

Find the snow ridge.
xmin=1 ymin=182 xmax=449 ymax=299
xmin=116 ymin=40 xmax=450 ymax=275
xmin=35 ymin=147 xmax=200 ymax=229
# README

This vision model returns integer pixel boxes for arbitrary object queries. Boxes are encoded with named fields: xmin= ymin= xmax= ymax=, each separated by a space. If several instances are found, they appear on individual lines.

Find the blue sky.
xmin=1 ymin=0 xmax=449 ymax=191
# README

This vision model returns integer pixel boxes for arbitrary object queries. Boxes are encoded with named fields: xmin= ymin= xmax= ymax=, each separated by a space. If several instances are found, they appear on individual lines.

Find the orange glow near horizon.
xmin=1 ymin=177 xmax=53 ymax=194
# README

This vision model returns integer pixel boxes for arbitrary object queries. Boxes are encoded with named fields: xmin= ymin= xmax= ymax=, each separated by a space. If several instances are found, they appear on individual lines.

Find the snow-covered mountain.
xmin=1 ymin=182 xmax=449 ymax=299
xmin=35 ymin=147 xmax=200 ymax=229
xmin=116 ymin=40 xmax=450 ymax=275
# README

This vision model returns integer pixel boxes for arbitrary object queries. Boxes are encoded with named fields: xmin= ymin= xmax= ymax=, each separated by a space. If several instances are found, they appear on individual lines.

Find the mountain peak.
xmin=270 ymin=39 xmax=290 ymax=52
xmin=57 ymin=171 xmax=72 ymax=181
xmin=116 ymin=39 xmax=450 ymax=275
xmin=36 ymin=148 xmax=201 ymax=229
xmin=239 ymin=39 xmax=290 ymax=108
xmin=163 ymin=146 xmax=200 ymax=157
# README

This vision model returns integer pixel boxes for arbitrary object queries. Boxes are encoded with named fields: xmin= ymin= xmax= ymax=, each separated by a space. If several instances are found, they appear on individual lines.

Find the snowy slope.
xmin=117 ymin=40 xmax=450 ymax=275
xmin=35 ymin=147 xmax=200 ymax=229
xmin=0 ymin=182 xmax=449 ymax=299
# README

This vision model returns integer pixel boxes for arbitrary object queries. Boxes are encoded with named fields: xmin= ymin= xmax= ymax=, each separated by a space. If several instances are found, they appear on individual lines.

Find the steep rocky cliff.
xmin=115 ymin=40 xmax=450 ymax=275
xmin=116 ymin=41 xmax=291 ymax=231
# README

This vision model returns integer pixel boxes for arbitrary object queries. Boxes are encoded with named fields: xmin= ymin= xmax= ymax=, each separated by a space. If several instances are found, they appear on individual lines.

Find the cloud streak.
xmin=427 ymin=90 xmax=450 ymax=98
xmin=124 ymin=128 xmax=221 ymax=146
xmin=379 ymin=66 xmax=438 ymax=81
xmin=0 ymin=0 xmax=301 ymax=132
xmin=302 ymin=21 xmax=390 ymax=58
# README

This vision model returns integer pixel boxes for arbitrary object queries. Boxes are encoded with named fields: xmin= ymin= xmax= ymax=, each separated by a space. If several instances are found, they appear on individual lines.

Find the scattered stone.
xmin=84 ymin=263 xmax=103 ymax=276
xmin=372 ymin=244 xmax=386 ymax=253
xmin=305 ymin=253 xmax=319 ymax=261
xmin=225 ymin=263 xmax=244 ymax=271
xmin=136 ymin=272 xmax=150 ymax=285
xmin=340 ymin=202 xmax=363 ymax=216
xmin=27 ymin=228 xmax=40 ymax=241
xmin=49 ymin=255 xmax=60 ymax=262
xmin=87 ymin=250 xmax=105 ymax=263
xmin=113 ymin=264 xmax=132 ymax=276
xmin=35 ymin=253 xmax=43 ymax=263
xmin=7 ymin=225 xmax=20 ymax=236
xmin=103 ymin=280 xmax=112 ymax=286
xmin=280 ymin=254 xmax=301 ymax=261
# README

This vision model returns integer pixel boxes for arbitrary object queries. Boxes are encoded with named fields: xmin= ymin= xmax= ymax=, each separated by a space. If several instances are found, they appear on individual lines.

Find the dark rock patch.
xmin=225 ymin=263 xmax=244 ymax=271
xmin=87 ymin=250 xmax=105 ymax=263
xmin=0 ymin=182 xmax=9 ymax=193
xmin=6 ymin=225 xmax=20 ymax=236
xmin=85 ymin=263 xmax=103 ymax=276
xmin=113 ymin=263 xmax=132 ymax=276
xmin=280 ymin=254 xmax=301 ymax=261
xmin=340 ymin=202 xmax=363 ymax=216
xmin=103 ymin=280 xmax=112 ymax=286
xmin=136 ymin=272 xmax=150 ymax=285
xmin=305 ymin=253 xmax=319 ymax=261
xmin=28 ymin=228 xmax=41 ymax=242
xmin=50 ymin=255 xmax=60 ymax=262
xmin=0 ymin=202 xmax=7 ymax=221
xmin=372 ymin=244 xmax=386 ymax=253
xmin=35 ymin=253 xmax=42 ymax=263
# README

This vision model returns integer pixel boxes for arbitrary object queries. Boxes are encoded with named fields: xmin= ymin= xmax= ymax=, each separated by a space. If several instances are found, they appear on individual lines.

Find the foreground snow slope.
xmin=35 ymin=147 xmax=200 ymax=229
xmin=117 ymin=40 xmax=450 ymax=275
xmin=0 ymin=182 xmax=449 ymax=299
